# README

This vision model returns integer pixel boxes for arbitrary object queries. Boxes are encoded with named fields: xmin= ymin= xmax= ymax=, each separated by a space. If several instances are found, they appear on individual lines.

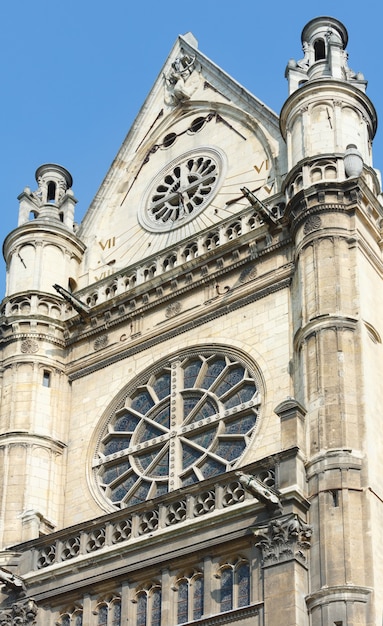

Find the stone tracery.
xmin=94 ymin=351 xmax=261 ymax=509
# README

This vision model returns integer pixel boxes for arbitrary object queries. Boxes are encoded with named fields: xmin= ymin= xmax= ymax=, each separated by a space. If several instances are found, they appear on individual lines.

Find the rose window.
xmin=94 ymin=352 xmax=261 ymax=509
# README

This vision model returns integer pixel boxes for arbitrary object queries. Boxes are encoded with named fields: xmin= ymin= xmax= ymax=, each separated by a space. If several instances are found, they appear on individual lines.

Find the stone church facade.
xmin=0 ymin=16 xmax=382 ymax=626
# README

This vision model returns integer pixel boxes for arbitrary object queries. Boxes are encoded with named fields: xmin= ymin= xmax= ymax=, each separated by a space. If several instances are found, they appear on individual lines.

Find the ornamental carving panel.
xmin=165 ymin=302 xmax=182 ymax=318
xmin=94 ymin=334 xmax=108 ymax=351
xmin=303 ymin=215 xmax=322 ymax=235
xmin=20 ymin=339 xmax=39 ymax=354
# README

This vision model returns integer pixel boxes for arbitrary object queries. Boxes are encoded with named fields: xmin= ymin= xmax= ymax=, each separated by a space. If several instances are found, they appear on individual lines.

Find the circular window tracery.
xmin=139 ymin=148 xmax=225 ymax=232
xmin=94 ymin=352 xmax=261 ymax=509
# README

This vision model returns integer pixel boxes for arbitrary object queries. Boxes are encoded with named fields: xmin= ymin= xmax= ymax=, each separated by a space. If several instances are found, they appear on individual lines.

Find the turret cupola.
xmin=280 ymin=16 xmax=378 ymax=196
xmin=3 ymin=164 xmax=85 ymax=298
xmin=285 ymin=16 xmax=366 ymax=94
xmin=17 ymin=163 xmax=76 ymax=230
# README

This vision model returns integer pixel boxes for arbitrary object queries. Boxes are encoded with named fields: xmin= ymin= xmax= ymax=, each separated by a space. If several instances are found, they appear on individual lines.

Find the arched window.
xmin=204 ymin=232 xmax=220 ymax=251
xmin=183 ymin=242 xmax=198 ymax=261
xmin=314 ymin=38 xmax=325 ymax=61
xmin=226 ymin=222 xmax=242 ymax=240
xmin=220 ymin=568 xmax=233 ymax=612
xmin=176 ymin=573 xmax=204 ymax=624
xmin=137 ymin=593 xmax=147 ymax=626
xmin=57 ymin=608 xmax=83 ymax=626
xmin=47 ymin=181 xmax=56 ymax=202
xmin=98 ymin=604 xmax=108 ymax=626
xmin=237 ymin=562 xmax=250 ymax=607
xmin=177 ymin=580 xmax=188 ymax=624
xmin=163 ymin=254 xmax=177 ymax=271
xmin=135 ymin=584 xmax=161 ymax=626
xmin=111 ymin=600 xmax=122 ymax=626
xmin=94 ymin=350 xmax=262 ymax=509
xmin=95 ymin=598 xmax=121 ymax=626
xmin=218 ymin=559 xmax=250 ymax=612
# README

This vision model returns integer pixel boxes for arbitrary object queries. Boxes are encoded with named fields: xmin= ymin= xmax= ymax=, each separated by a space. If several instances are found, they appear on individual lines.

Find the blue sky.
xmin=1 ymin=1 xmax=382 ymax=297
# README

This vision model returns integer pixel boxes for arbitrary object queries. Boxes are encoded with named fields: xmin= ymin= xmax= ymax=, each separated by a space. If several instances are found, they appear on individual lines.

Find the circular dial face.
xmin=93 ymin=112 xmax=273 ymax=274
xmin=93 ymin=351 xmax=261 ymax=509
xmin=140 ymin=149 xmax=224 ymax=232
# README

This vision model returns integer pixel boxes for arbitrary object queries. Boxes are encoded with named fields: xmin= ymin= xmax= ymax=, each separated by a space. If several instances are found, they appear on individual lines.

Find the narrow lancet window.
xmin=314 ymin=39 xmax=325 ymax=60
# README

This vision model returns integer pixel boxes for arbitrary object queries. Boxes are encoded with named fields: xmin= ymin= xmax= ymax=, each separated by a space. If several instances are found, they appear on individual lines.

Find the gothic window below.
xmin=135 ymin=584 xmax=161 ymax=626
xmin=58 ymin=608 xmax=83 ymax=626
xmin=95 ymin=598 xmax=121 ymax=626
xmin=176 ymin=572 xmax=204 ymax=624
xmin=218 ymin=559 xmax=250 ymax=612
xmin=94 ymin=350 xmax=261 ymax=509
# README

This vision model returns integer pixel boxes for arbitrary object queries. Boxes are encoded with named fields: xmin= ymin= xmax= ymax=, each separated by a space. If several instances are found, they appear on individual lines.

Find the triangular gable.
xmin=77 ymin=33 xmax=286 ymax=288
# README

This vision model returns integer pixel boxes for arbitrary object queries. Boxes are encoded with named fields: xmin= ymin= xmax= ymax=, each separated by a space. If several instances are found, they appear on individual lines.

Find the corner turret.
xmin=3 ymin=164 xmax=85 ymax=298
xmin=0 ymin=165 xmax=86 ymax=546
xmin=280 ymin=16 xmax=379 ymax=198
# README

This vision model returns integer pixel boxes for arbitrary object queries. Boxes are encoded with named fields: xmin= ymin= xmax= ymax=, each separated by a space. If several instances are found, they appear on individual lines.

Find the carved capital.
xmin=0 ymin=599 xmax=38 ymax=626
xmin=253 ymin=514 xmax=312 ymax=567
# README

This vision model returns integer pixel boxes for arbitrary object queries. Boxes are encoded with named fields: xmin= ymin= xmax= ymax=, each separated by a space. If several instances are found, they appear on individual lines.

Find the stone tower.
xmin=0 ymin=165 xmax=84 ymax=547
xmin=280 ymin=16 xmax=383 ymax=625
xmin=0 ymin=16 xmax=382 ymax=626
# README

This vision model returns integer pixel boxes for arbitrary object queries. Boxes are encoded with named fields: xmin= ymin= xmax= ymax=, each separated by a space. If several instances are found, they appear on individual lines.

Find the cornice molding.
xmin=293 ymin=314 xmax=358 ymax=352
xmin=67 ymin=272 xmax=293 ymax=380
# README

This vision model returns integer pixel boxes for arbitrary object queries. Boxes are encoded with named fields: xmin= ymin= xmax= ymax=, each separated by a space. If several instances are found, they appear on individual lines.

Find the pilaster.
xmin=253 ymin=515 xmax=312 ymax=626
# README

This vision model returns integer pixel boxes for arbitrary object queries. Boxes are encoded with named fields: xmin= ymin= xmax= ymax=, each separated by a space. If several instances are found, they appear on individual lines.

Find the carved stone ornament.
xmin=237 ymin=471 xmax=282 ymax=511
xmin=164 ymin=53 xmax=198 ymax=105
xmin=239 ymin=265 xmax=257 ymax=283
xmin=20 ymin=339 xmax=39 ymax=354
xmin=253 ymin=514 xmax=312 ymax=566
xmin=94 ymin=334 xmax=108 ymax=351
xmin=165 ymin=302 xmax=182 ymax=318
xmin=303 ymin=214 xmax=322 ymax=235
xmin=0 ymin=599 xmax=38 ymax=626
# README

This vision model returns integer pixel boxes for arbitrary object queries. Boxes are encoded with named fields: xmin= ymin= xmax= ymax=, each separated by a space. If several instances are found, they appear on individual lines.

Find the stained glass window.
xmin=193 ymin=577 xmax=204 ymax=620
xmin=219 ymin=560 xmax=250 ymax=614
xmin=176 ymin=574 xmax=204 ymax=624
xmin=220 ymin=568 xmax=233 ymax=612
xmin=72 ymin=613 xmax=81 ymax=626
xmin=137 ymin=593 xmax=147 ymax=626
xmin=97 ymin=605 xmax=108 ymax=626
xmin=58 ymin=610 xmax=83 ymax=626
xmin=95 ymin=351 xmax=261 ymax=508
xmin=111 ymin=601 xmax=121 ymax=626
xmin=237 ymin=563 xmax=250 ymax=607
xmin=151 ymin=589 xmax=161 ymax=626
xmin=177 ymin=580 xmax=188 ymax=624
